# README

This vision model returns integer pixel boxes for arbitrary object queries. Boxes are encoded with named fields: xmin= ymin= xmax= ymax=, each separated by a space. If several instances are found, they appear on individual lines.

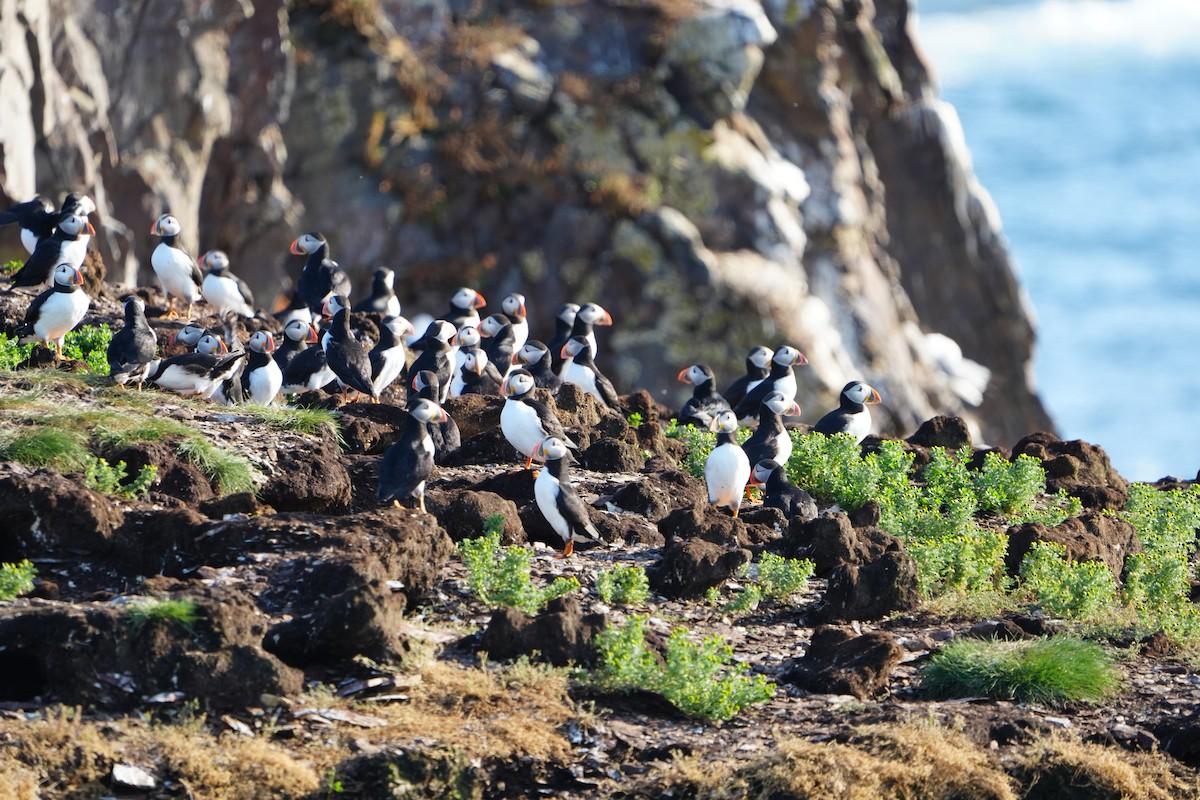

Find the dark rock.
xmin=1005 ymin=512 xmax=1141 ymax=581
xmin=110 ymin=505 xmax=209 ymax=576
xmin=739 ymin=505 xmax=787 ymax=531
xmin=582 ymin=438 xmax=645 ymax=473
xmin=657 ymin=503 xmax=745 ymax=548
xmin=448 ymin=427 xmax=518 ymax=467
xmin=338 ymin=402 xmax=408 ymax=455
xmin=782 ymin=512 xmax=905 ymax=577
xmin=819 ymin=551 xmax=920 ymax=622
xmin=1140 ymin=630 xmax=1176 ymax=658
xmin=906 ymin=416 xmax=972 ymax=450
xmin=612 ymin=479 xmax=673 ymax=521
xmin=780 ymin=626 xmax=903 ymax=699
xmin=847 ymin=500 xmax=881 ymax=529
xmin=444 ymin=394 xmax=503 ymax=441
xmin=591 ymin=510 xmax=665 ymax=547
xmin=259 ymin=436 xmax=351 ymax=512
xmin=966 ymin=619 xmax=1030 ymax=641
xmin=198 ymin=492 xmax=276 ymax=519
xmin=473 ymin=468 xmax=538 ymax=505
xmin=111 ymin=440 xmax=214 ymax=503
xmin=477 ymin=595 xmax=608 ymax=667
xmin=429 ymin=490 xmax=525 ymax=544
xmin=647 ymin=538 xmax=751 ymax=599
xmin=0 ymin=465 xmax=123 ymax=561
xmin=622 ymin=389 xmax=667 ymax=427
xmin=1012 ymin=432 xmax=1130 ymax=510
xmin=652 ymin=468 xmax=710 ymax=513
xmin=1087 ymin=724 xmax=1158 ymax=752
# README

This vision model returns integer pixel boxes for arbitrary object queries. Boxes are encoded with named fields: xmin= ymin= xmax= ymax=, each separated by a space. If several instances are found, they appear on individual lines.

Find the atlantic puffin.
xmin=559 ymin=336 xmax=619 ymax=407
xmin=241 ymin=330 xmax=283 ymax=405
xmin=377 ymin=398 xmax=448 ymax=513
xmin=273 ymin=288 xmax=312 ymax=327
xmin=281 ymin=322 xmax=335 ymax=394
xmin=199 ymin=250 xmax=255 ymax=318
xmin=500 ymin=369 xmax=576 ymax=468
xmin=353 ymin=267 xmax=402 ymax=318
xmin=733 ymin=345 xmax=807 ymax=419
xmin=704 ymin=410 xmax=751 ymax=517
xmin=459 ymin=348 xmax=505 ymax=396
xmin=107 ymin=296 xmax=158 ymax=387
xmin=409 ymin=370 xmax=461 ymax=463
xmin=276 ymin=318 xmax=319 ymax=372
xmin=0 ymin=196 xmax=56 ymax=255
xmin=677 ymin=364 xmax=731 ymax=429
xmin=812 ymin=381 xmax=882 ymax=443
xmin=440 ymin=287 xmax=486 ymax=330
xmin=723 ymin=345 xmax=773 ymax=411
xmin=547 ymin=302 xmax=579 ymax=374
xmin=16 ymin=263 xmax=90 ymax=358
xmin=150 ymin=214 xmax=203 ymax=319
xmin=408 ymin=320 xmax=457 ymax=403
xmin=168 ymin=323 xmax=207 ymax=353
xmin=567 ymin=302 xmax=612 ymax=361
xmin=479 ymin=312 xmax=517 ymax=377
xmin=195 ymin=332 xmax=244 ymax=405
xmin=514 ymin=340 xmax=561 ymax=392
xmin=501 ymin=293 xmax=528 ymax=352
xmin=369 ymin=315 xmax=414 ymax=397
xmin=5 ymin=213 xmax=94 ymax=291
xmin=322 ymin=295 xmax=377 ymax=402
xmin=742 ymin=391 xmax=801 ymax=468
xmin=290 ymin=232 xmax=351 ymax=318
xmin=146 ymin=349 xmax=246 ymax=399
xmin=448 ymin=325 xmax=481 ymax=398
xmin=750 ymin=459 xmax=817 ymax=521
xmin=534 ymin=435 xmax=601 ymax=557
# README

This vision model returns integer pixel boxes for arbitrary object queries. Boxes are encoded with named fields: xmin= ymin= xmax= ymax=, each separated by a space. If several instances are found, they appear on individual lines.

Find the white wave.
xmin=915 ymin=0 xmax=1200 ymax=86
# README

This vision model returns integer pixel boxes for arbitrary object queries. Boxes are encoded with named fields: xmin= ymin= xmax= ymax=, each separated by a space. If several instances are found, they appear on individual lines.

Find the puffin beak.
xmin=787 ymin=402 xmax=802 ymax=417
xmin=515 ymin=351 xmax=528 ymax=365
xmin=707 ymin=416 xmax=722 ymax=432
xmin=793 ymin=351 xmax=809 ymax=366
xmin=216 ymin=338 xmax=229 ymax=354
xmin=472 ymin=358 xmax=485 ymax=376
xmin=401 ymin=321 xmax=415 ymax=336
xmin=434 ymin=408 xmax=450 ymax=423
xmin=85 ymin=221 xmax=96 ymax=236
xmin=196 ymin=254 xmax=206 ymax=268
xmin=501 ymin=381 xmax=515 ymax=398
xmin=149 ymin=219 xmax=160 ymax=236
xmin=517 ymin=301 xmax=527 ymax=318
xmin=866 ymin=388 xmax=882 ymax=405
xmin=596 ymin=309 xmax=613 ymax=326
xmin=472 ymin=292 xmax=487 ymax=309
xmin=676 ymin=367 xmax=691 ymax=384
xmin=264 ymin=334 xmax=276 ymax=353
xmin=69 ymin=268 xmax=84 ymax=286
xmin=749 ymin=474 xmax=763 ymax=487
xmin=559 ymin=343 xmax=572 ymax=359
xmin=289 ymin=237 xmax=304 ymax=255
xmin=305 ymin=324 xmax=319 ymax=343
xmin=321 ymin=299 xmax=333 ymax=319
xmin=450 ymin=331 xmax=463 ymax=346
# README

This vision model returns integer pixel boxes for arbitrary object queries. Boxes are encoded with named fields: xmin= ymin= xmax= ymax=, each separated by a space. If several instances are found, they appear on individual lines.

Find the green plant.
xmin=0 ymin=260 xmax=20 ymax=276
xmin=595 ymin=565 xmax=650 ymax=606
xmin=60 ymin=325 xmax=112 ymax=374
xmin=921 ymin=636 xmax=1120 ymax=706
xmin=626 ymin=412 xmax=644 ymax=427
xmin=174 ymin=436 xmax=256 ymax=495
xmin=1020 ymin=542 xmax=1118 ymax=620
xmin=0 ymin=427 xmax=91 ymax=471
xmin=83 ymin=457 xmax=157 ymax=499
xmin=0 ymin=333 xmax=34 ymax=370
xmin=126 ymin=598 xmax=202 ymax=632
xmin=587 ymin=616 xmax=775 ymax=722
xmin=0 ymin=559 xmax=36 ymax=600
xmin=1121 ymin=483 xmax=1200 ymax=614
xmin=459 ymin=531 xmax=579 ymax=614
xmin=239 ymin=404 xmax=344 ymax=442
xmin=665 ymin=419 xmax=751 ymax=479
xmin=742 ymin=553 xmax=815 ymax=602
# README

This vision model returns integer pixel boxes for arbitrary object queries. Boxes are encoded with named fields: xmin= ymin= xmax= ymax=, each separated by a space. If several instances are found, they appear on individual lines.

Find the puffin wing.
xmin=812 ymin=409 xmax=851 ymax=436
xmin=531 ymin=399 xmax=577 ymax=449
xmin=18 ymin=287 xmax=54 ymax=333
xmin=556 ymin=480 xmax=600 ymax=542
xmin=8 ymin=239 xmax=57 ymax=288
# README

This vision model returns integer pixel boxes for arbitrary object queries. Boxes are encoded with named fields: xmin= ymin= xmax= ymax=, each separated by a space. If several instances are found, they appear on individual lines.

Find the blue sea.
xmin=914 ymin=0 xmax=1200 ymax=482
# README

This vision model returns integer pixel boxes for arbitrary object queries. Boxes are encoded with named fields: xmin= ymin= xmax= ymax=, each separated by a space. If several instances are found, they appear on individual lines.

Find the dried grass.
xmin=1017 ymin=737 xmax=1200 ymax=800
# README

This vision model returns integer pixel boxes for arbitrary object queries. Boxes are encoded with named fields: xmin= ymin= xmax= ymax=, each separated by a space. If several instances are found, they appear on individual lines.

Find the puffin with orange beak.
xmin=534 ymin=435 xmax=601 ymax=557
xmin=409 ymin=370 xmax=461 ymax=463
xmin=704 ymin=410 xmax=751 ymax=518
xmin=750 ymin=459 xmax=817 ymax=521
xmin=199 ymin=249 xmax=255 ymax=319
xmin=290 ymin=232 xmax=351 ymax=319
xmin=377 ymin=398 xmax=448 ymax=513
xmin=500 ymin=369 xmax=575 ymax=469
xmin=812 ymin=381 xmax=883 ymax=444
xmin=567 ymin=302 xmax=612 ymax=361
xmin=276 ymin=318 xmax=320 ymax=372
xmin=559 ymin=336 xmax=618 ymax=407
xmin=5 ymin=213 xmax=96 ymax=291
xmin=742 ymin=391 xmax=802 ymax=468
xmin=676 ymin=363 xmax=731 ymax=429
xmin=242 ymin=330 xmax=284 ymax=405
xmin=732 ymin=345 xmax=808 ymax=420
xmin=17 ymin=263 xmax=90 ymax=359
xmin=149 ymin=214 xmax=203 ymax=319
xmin=514 ymin=340 xmax=561 ymax=392
xmin=501 ymin=292 xmax=529 ymax=352
xmin=369 ymin=315 xmax=415 ymax=397
xmin=441 ymin=286 xmax=487 ymax=331
xmin=322 ymin=294 xmax=377 ymax=402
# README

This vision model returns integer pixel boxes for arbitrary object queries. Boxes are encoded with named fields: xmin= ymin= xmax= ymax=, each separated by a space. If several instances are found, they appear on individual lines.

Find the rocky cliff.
xmin=0 ymin=0 xmax=1053 ymax=446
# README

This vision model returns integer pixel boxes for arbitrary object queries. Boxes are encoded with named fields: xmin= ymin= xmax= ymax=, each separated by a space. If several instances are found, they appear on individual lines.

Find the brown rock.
xmin=110 ymin=440 xmax=213 ymax=503
xmin=444 ymin=394 xmax=503 ymax=441
xmin=430 ymin=490 xmax=526 ymax=544
xmin=0 ymin=465 xmax=123 ymax=560
xmin=1005 ymin=511 xmax=1141 ymax=581
xmin=906 ymin=416 xmax=972 ymax=450
xmin=478 ymin=595 xmax=608 ymax=667
xmin=783 ymin=512 xmax=905 ymax=577
xmin=612 ymin=479 xmax=674 ymax=521
xmin=1012 ymin=432 xmax=1130 ymax=510
xmin=819 ymin=551 xmax=920 ymax=622
xmin=647 ymin=538 xmax=751 ymax=599
xmin=258 ymin=436 xmax=351 ymax=512
xmin=582 ymin=438 xmax=645 ymax=473
xmin=657 ymin=503 xmax=746 ymax=548
xmin=780 ymin=626 xmax=904 ymax=699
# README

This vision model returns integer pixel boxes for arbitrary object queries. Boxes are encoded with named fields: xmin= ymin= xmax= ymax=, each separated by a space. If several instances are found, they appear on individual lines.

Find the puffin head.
xmin=52 ymin=262 xmax=84 ymax=287
xmin=374 ymin=267 xmax=396 ymax=289
xmin=411 ymin=370 xmax=438 ymax=396
xmin=577 ymin=302 xmax=612 ymax=326
xmin=123 ymin=296 xmax=147 ymax=316
xmin=463 ymin=348 xmax=488 ymax=376
xmin=750 ymin=459 xmax=782 ymax=487
xmin=479 ymin=313 xmax=510 ymax=338
xmin=170 ymin=324 xmax=206 ymax=349
xmin=150 ymin=214 xmax=181 ymax=237
xmin=560 ymin=336 xmax=590 ymax=361
xmin=284 ymin=318 xmax=320 ymax=344
xmin=501 ymin=292 xmax=527 ymax=321
xmin=502 ymin=369 xmax=536 ymax=399
xmin=747 ymin=346 xmax=774 ymax=370
xmin=196 ymin=333 xmax=229 ymax=355
xmin=516 ymin=341 xmax=547 ymax=366
xmin=556 ymin=303 xmax=580 ymax=325
xmin=451 ymin=325 xmax=480 ymax=348
xmin=708 ymin=410 xmax=739 ymax=435
xmin=773 ymin=346 xmax=808 ymax=368
xmin=289 ymin=232 xmax=326 ymax=255
xmin=536 ymin=435 xmax=571 ymax=462
xmin=843 ymin=381 xmax=882 ymax=405
xmin=322 ymin=294 xmax=349 ymax=320
xmin=409 ymin=398 xmax=449 ymax=424
xmin=199 ymin=250 xmax=230 ymax=274
xmin=451 ymin=287 xmax=486 ymax=311
xmin=677 ymin=364 xmax=714 ymax=386
xmin=57 ymin=213 xmax=95 ymax=238
xmin=762 ymin=391 xmax=802 ymax=418
xmin=248 ymin=330 xmax=276 ymax=354
xmin=384 ymin=315 xmax=415 ymax=338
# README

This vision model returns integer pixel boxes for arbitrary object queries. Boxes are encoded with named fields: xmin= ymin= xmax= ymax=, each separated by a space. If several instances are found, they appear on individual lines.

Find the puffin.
xmin=741 ymin=391 xmax=801 ymax=468
xmin=5 ymin=213 xmax=94 ymax=291
xmin=150 ymin=214 xmax=203 ymax=319
xmin=514 ymin=340 xmax=561 ymax=392
xmin=500 ymin=369 xmax=576 ymax=468
xmin=459 ymin=348 xmax=505 ymax=396
xmin=704 ymin=410 xmax=751 ymax=517
xmin=146 ymin=349 xmax=247 ymax=399
xmin=195 ymin=332 xmax=244 ymax=405
xmin=241 ymin=330 xmax=283 ymax=405
xmin=732 ymin=345 xmax=808 ymax=420
xmin=200 ymin=250 xmax=255 ymax=318
xmin=559 ymin=336 xmax=619 ymax=407
xmin=407 ymin=319 xmax=457 ymax=403
xmin=479 ymin=312 xmax=516 ymax=377
xmin=750 ymin=459 xmax=817 ymax=521
xmin=281 ymin=321 xmax=336 ymax=394
xmin=501 ymin=292 xmax=529 ymax=352
xmin=409 ymin=370 xmax=461 ymax=463
xmin=448 ymin=325 xmax=482 ymax=397
xmin=290 ymin=232 xmax=351 ymax=318
xmin=547 ymin=303 xmax=579 ymax=373
xmin=534 ymin=435 xmax=601 ymax=557
xmin=377 ymin=398 xmax=448 ymax=513
xmin=723 ymin=345 xmax=773 ymax=411
xmin=276 ymin=318 xmax=320 ymax=372
xmin=677 ymin=364 xmax=731 ymax=429
xmin=322 ymin=294 xmax=377 ymax=402
xmin=16 ymin=263 xmax=90 ymax=359
xmin=169 ymin=323 xmax=207 ymax=353
xmin=567 ymin=302 xmax=613 ymax=361
xmin=440 ymin=287 xmax=486 ymax=330
xmin=0 ymin=196 xmax=56 ymax=255
xmin=812 ymin=381 xmax=883 ymax=443
xmin=353 ymin=267 xmax=402 ymax=318
xmin=107 ymin=296 xmax=158 ymax=387
xmin=369 ymin=315 xmax=415 ymax=398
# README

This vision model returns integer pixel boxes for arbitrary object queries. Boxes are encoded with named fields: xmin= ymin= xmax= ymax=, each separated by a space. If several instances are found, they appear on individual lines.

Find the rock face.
xmin=0 ymin=0 xmax=1051 ymax=446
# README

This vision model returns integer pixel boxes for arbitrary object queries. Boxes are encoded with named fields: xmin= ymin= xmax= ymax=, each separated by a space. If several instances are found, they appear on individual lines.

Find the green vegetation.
xmin=747 ymin=553 xmax=815 ymax=602
xmin=1020 ymin=542 xmax=1118 ymax=620
xmin=61 ymin=325 xmax=112 ymax=374
xmin=0 ymin=333 xmax=34 ymax=369
xmin=83 ymin=457 xmax=158 ymax=499
xmin=0 ymin=559 xmax=36 ymax=600
xmin=921 ymin=637 xmax=1120 ymax=706
xmin=126 ymin=598 xmax=203 ymax=633
xmin=239 ymin=404 xmax=343 ymax=442
xmin=459 ymin=522 xmax=580 ymax=614
xmin=586 ymin=615 xmax=775 ymax=722
xmin=0 ymin=427 xmax=91 ymax=471
xmin=174 ymin=436 xmax=256 ymax=496
xmin=663 ymin=420 xmax=751 ymax=479
xmin=595 ymin=565 xmax=650 ymax=606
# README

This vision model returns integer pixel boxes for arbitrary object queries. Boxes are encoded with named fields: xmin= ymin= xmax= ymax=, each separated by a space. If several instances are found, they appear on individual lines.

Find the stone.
xmin=612 ymin=479 xmax=673 ymax=521
xmin=429 ymin=490 xmax=525 ymax=544
xmin=782 ymin=511 xmax=905 ymax=577
xmin=478 ymin=595 xmax=607 ymax=667
xmin=258 ymin=435 xmax=352 ymax=513
xmin=1005 ymin=512 xmax=1141 ymax=581
xmin=1012 ymin=432 xmax=1129 ymax=511
xmin=647 ymin=538 xmax=751 ymax=599
xmin=819 ymin=551 xmax=920 ymax=622
xmin=582 ymin=438 xmax=645 ymax=473
xmin=443 ymin=394 xmax=503 ymax=442
xmin=906 ymin=416 xmax=972 ymax=450
xmin=111 ymin=440 xmax=214 ymax=503
xmin=657 ymin=503 xmax=746 ymax=548
xmin=780 ymin=626 xmax=904 ymax=700
xmin=0 ymin=464 xmax=123 ymax=561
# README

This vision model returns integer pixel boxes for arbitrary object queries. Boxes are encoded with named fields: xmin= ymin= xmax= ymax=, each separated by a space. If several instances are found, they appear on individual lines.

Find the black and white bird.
xmin=276 ymin=318 xmax=320 ymax=372
xmin=514 ymin=340 xmax=561 ymax=392
xmin=5 ymin=213 xmax=94 ymax=291
xmin=353 ymin=267 xmax=402 ymax=318
xmin=146 ymin=349 xmax=246 ymax=399
xmin=742 ymin=391 xmax=801 ymax=469
xmin=732 ymin=345 xmax=807 ymax=419
xmin=273 ymin=288 xmax=312 ymax=327
xmin=750 ymin=459 xmax=817 ymax=521
xmin=812 ymin=381 xmax=882 ymax=443
xmin=704 ymin=410 xmax=751 ymax=517
xmin=440 ymin=287 xmax=486 ymax=330
xmin=195 ymin=332 xmax=244 ymax=405
xmin=150 ymin=214 xmax=203 ymax=319
xmin=377 ymin=398 xmax=448 ymax=513
xmin=16 ymin=263 xmax=90 ymax=359
xmin=369 ymin=315 xmax=414 ymax=397
xmin=534 ymin=436 xmax=601 ymax=557
xmin=409 ymin=370 xmax=461 ymax=463
xmin=500 ymin=369 xmax=576 ymax=469
xmin=723 ymin=345 xmax=773 ymax=411
xmin=241 ymin=330 xmax=283 ymax=405
xmin=677 ymin=364 xmax=731 ymax=429
xmin=448 ymin=325 xmax=482 ymax=398
xmin=0 ymin=196 xmax=56 ymax=255
xmin=281 ymin=322 xmax=336 ymax=394
xmin=501 ymin=292 xmax=528 ymax=352
xmin=547 ymin=302 xmax=579 ymax=373
xmin=107 ymin=296 xmax=158 ymax=387
xmin=322 ymin=295 xmax=377 ymax=402
xmin=567 ymin=302 xmax=612 ymax=361
xmin=459 ymin=348 xmax=505 ymax=396
xmin=290 ymin=232 xmax=351 ymax=319
xmin=559 ymin=336 xmax=619 ymax=407
xmin=168 ymin=323 xmax=207 ymax=352
xmin=479 ymin=312 xmax=517 ymax=377
xmin=408 ymin=319 xmax=457 ymax=403
xmin=200 ymin=250 xmax=255 ymax=318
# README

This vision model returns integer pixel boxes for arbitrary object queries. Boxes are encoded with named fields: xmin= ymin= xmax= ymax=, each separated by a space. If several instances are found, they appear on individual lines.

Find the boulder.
xmin=478 ymin=595 xmax=607 ymax=667
xmin=582 ymin=438 xmax=645 ymax=473
xmin=819 ymin=551 xmax=920 ymax=622
xmin=111 ymin=440 xmax=214 ymax=503
xmin=338 ymin=403 xmax=409 ymax=455
xmin=657 ymin=503 xmax=746 ymax=548
xmin=0 ymin=464 xmax=123 ymax=561
xmin=906 ymin=416 xmax=972 ymax=450
xmin=1005 ymin=512 xmax=1141 ymax=581
xmin=782 ymin=511 xmax=906 ymax=577
xmin=647 ymin=538 xmax=751 ymax=599
xmin=429 ymin=490 xmax=525 ymax=544
xmin=258 ymin=436 xmax=351 ymax=512
xmin=443 ymin=394 xmax=503 ymax=442
xmin=780 ymin=626 xmax=904 ymax=699
xmin=1012 ymin=432 xmax=1129 ymax=511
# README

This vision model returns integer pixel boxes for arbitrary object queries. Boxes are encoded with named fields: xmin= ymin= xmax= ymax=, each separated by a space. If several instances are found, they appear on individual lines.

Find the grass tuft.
xmin=0 ymin=427 xmax=91 ymax=472
xmin=238 ymin=404 xmax=344 ymax=443
xmin=174 ymin=437 xmax=256 ymax=496
xmin=126 ymin=598 xmax=203 ymax=633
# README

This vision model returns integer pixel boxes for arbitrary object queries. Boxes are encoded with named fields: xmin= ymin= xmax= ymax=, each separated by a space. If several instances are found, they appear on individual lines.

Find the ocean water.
xmin=914 ymin=0 xmax=1200 ymax=481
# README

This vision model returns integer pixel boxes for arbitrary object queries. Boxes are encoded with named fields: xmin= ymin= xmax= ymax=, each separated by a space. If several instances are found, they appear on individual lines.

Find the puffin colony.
xmin=0 ymin=194 xmax=882 ymax=555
